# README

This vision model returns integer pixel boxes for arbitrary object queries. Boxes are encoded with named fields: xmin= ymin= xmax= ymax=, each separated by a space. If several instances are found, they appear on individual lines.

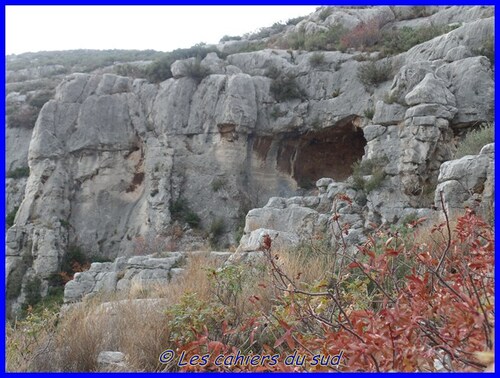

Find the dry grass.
xmin=7 ymin=247 xmax=337 ymax=372
xmin=273 ymin=243 xmax=335 ymax=286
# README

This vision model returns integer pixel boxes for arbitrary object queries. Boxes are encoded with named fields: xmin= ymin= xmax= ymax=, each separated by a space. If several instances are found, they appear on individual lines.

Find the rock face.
xmin=63 ymin=251 xmax=230 ymax=303
xmin=435 ymin=143 xmax=494 ymax=218
xmin=5 ymin=6 xmax=494 ymax=313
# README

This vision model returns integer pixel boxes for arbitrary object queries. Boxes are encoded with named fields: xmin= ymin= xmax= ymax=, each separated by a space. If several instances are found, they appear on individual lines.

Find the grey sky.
xmin=6 ymin=6 xmax=318 ymax=55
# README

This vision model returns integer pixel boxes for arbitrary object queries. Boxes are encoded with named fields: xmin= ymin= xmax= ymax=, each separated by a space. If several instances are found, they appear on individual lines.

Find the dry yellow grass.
xmin=6 ymin=245 xmax=337 ymax=372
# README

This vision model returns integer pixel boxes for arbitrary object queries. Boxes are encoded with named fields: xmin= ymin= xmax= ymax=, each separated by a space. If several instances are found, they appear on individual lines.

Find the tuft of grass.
xmin=364 ymin=107 xmax=375 ymax=120
xmin=309 ymin=52 xmax=325 ymax=67
xmin=331 ymin=88 xmax=341 ymax=98
xmin=454 ymin=123 xmax=494 ymax=159
xmin=211 ymin=177 xmax=226 ymax=192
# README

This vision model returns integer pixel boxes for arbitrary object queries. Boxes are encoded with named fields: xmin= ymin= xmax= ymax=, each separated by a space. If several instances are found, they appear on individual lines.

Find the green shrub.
xmin=219 ymin=35 xmax=242 ymax=42
xmin=364 ymin=107 xmax=375 ymax=119
xmin=145 ymin=43 xmax=221 ymax=83
xmin=114 ymin=63 xmax=147 ymax=79
xmin=407 ymin=6 xmax=436 ymax=19
xmin=6 ymin=206 xmax=19 ymax=227
xmin=185 ymin=58 xmax=210 ymax=82
xmin=351 ymin=157 xmax=388 ymax=193
xmin=166 ymin=292 xmax=229 ymax=345
xmin=28 ymin=91 xmax=54 ymax=109
xmin=270 ymin=74 xmax=304 ymax=101
xmin=364 ymin=169 xmax=386 ymax=193
xmin=169 ymin=198 xmax=189 ymax=221
xmin=210 ymin=218 xmax=225 ymax=238
xmin=246 ymin=22 xmax=286 ymax=40
xmin=207 ymin=265 xmax=244 ymax=307
xmin=185 ymin=211 xmax=201 ymax=229
xmin=472 ymin=36 xmax=494 ymax=66
xmin=7 ymin=166 xmax=30 ymax=179
xmin=383 ymin=91 xmax=399 ymax=105
xmin=6 ymin=267 xmax=24 ymax=300
xmin=381 ymin=24 xmax=461 ymax=56
xmin=357 ymin=60 xmax=392 ymax=88
xmin=24 ymin=277 xmax=42 ymax=309
xmin=264 ymin=65 xmax=281 ymax=79
xmin=209 ymin=218 xmax=225 ymax=248
xmin=7 ymin=105 xmax=39 ymax=129
xmin=285 ymin=24 xmax=346 ymax=51
xmin=231 ymin=41 xmax=266 ymax=53
xmin=169 ymin=198 xmax=201 ymax=228
xmin=211 ymin=178 xmax=226 ymax=192
xmin=454 ymin=123 xmax=494 ymax=159
xmin=309 ymin=52 xmax=325 ymax=67
xmin=286 ymin=16 xmax=305 ymax=26
xmin=7 ymin=49 xmax=166 ymax=73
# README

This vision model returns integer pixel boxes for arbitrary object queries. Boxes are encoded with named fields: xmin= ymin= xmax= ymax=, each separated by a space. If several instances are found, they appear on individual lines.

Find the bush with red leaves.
xmin=173 ymin=209 xmax=494 ymax=372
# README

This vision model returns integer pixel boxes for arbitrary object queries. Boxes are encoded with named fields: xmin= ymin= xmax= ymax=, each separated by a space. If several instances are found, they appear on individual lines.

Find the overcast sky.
xmin=6 ymin=6 xmax=318 ymax=55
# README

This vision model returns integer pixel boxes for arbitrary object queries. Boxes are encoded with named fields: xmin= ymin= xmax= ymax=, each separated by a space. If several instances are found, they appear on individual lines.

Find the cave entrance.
xmin=277 ymin=118 xmax=367 ymax=187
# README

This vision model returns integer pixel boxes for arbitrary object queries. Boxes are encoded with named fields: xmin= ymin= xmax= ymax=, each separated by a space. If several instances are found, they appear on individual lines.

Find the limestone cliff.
xmin=5 ymin=6 xmax=494 ymax=313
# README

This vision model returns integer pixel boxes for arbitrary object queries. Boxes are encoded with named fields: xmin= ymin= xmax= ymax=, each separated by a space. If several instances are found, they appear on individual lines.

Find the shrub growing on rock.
xmin=454 ymin=122 xmax=494 ymax=159
xmin=357 ymin=60 xmax=393 ymax=88
xmin=6 ymin=206 xmax=19 ymax=227
xmin=284 ymin=24 xmax=345 ymax=51
xmin=169 ymin=197 xmax=202 ymax=229
xmin=7 ymin=105 xmax=39 ymax=129
xmin=145 ymin=44 xmax=221 ymax=83
xmin=7 ymin=166 xmax=30 ymax=179
xmin=175 ymin=209 xmax=494 ymax=372
xmin=381 ymin=24 xmax=461 ymax=56
xmin=270 ymin=74 xmax=304 ymax=101
xmin=309 ymin=52 xmax=325 ymax=67
xmin=185 ymin=58 xmax=210 ymax=83
xmin=351 ymin=157 xmax=388 ymax=193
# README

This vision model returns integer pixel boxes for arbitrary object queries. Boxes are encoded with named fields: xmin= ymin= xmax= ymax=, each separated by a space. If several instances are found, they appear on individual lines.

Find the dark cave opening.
xmin=277 ymin=119 xmax=367 ymax=187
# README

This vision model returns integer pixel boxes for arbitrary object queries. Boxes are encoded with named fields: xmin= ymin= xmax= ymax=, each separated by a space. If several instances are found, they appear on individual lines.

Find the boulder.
xmin=97 ymin=351 xmax=128 ymax=371
xmin=405 ymin=73 xmax=456 ymax=107
xmin=63 ymin=253 xmax=186 ymax=303
xmin=372 ymin=101 xmax=406 ymax=125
